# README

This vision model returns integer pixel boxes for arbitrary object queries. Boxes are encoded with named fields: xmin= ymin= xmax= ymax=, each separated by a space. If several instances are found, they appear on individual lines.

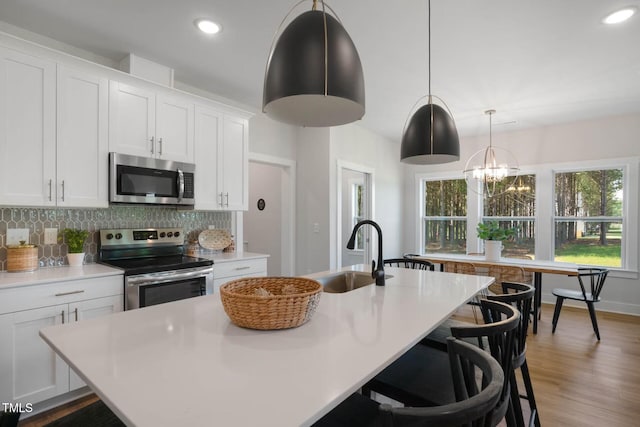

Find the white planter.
xmin=484 ymin=241 xmax=503 ymax=262
xmin=67 ymin=253 xmax=85 ymax=267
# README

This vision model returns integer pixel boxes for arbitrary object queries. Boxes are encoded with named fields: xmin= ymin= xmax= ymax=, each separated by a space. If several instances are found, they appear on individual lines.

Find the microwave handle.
xmin=177 ymin=169 xmax=185 ymax=202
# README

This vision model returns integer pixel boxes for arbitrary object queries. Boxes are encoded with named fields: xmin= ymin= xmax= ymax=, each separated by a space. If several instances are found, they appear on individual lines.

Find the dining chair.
xmin=487 ymin=265 xmax=532 ymax=295
xmin=363 ymin=299 xmax=519 ymax=427
xmin=551 ymin=267 xmax=609 ymax=340
xmin=402 ymin=254 xmax=436 ymax=271
xmin=487 ymin=282 xmax=539 ymax=427
xmin=383 ymin=258 xmax=435 ymax=271
xmin=445 ymin=261 xmax=486 ymax=323
xmin=312 ymin=337 xmax=505 ymax=427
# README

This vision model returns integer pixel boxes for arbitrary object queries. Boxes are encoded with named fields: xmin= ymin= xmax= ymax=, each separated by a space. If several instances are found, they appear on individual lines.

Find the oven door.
xmin=125 ymin=266 xmax=213 ymax=310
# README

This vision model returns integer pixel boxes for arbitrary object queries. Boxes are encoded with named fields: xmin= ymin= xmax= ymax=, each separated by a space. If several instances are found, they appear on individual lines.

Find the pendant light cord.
xmin=428 ymin=0 xmax=431 ymax=97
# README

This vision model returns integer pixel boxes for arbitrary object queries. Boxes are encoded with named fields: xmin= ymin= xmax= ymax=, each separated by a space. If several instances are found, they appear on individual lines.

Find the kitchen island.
xmin=39 ymin=264 xmax=493 ymax=427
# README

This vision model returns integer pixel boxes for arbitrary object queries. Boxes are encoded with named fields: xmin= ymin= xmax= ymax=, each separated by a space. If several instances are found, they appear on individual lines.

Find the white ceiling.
xmin=1 ymin=0 xmax=639 ymax=141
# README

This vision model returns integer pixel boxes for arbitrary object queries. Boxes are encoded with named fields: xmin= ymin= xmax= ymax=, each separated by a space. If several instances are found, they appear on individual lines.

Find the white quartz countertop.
xmin=0 ymin=263 xmax=123 ymax=290
xmin=196 ymin=251 xmax=269 ymax=263
xmin=39 ymin=265 xmax=492 ymax=427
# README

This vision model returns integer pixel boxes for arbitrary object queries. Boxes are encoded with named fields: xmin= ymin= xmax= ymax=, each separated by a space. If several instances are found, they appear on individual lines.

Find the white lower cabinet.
xmin=0 ymin=276 xmax=123 ymax=405
xmin=212 ymin=258 xmax=268 ymax=293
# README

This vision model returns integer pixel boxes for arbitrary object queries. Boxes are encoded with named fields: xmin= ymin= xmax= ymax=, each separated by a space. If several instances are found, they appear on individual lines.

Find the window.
xmin=483 ymin=174 xmax=536 ymax=259
xmin=554 ymin=168 xmax=624 ymax=267
xmin=423 ymin=178 xmax=467 ymax=254
xmin=351 ymin=182 xmax=365 ymax=250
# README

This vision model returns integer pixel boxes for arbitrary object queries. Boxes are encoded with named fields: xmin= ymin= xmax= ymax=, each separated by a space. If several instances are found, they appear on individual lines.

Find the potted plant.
xmin=63 ymin=228 xmax=89 ymax=267
xmin=476 ymin=221 xmax=515 ymax=261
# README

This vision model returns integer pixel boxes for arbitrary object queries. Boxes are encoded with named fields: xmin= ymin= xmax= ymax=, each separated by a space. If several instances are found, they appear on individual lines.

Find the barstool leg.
xmin=520 ymin=359 xmax=540 ymax=427
xmin=509 ymin=371 xmax=525 ymax=427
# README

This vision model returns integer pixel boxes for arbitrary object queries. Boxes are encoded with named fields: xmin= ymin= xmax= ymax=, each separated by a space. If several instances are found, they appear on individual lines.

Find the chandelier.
xmin=464 ymin=110 xmax=519 ymax=197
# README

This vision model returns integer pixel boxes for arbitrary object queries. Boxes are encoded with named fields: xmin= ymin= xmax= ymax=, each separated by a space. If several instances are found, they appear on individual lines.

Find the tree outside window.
xmin=483 ymin=174 xmax=536 ymax=259
xmin=554 ymin=169 xmax=623 ymax=267
xmin=423 ymin=179 xmax=467 ymax=254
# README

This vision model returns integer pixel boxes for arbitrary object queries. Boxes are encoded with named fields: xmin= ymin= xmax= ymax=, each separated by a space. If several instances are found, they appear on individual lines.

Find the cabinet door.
xmin=0 ymin=47 xmax=56 ymax=206
xmin=220 ymin=115 xmax=248 ymax=210
xmin=57 ymin=66 xmax=109 ymax=207
xmin=0 ymin=304 xmax=69 ymax=404
xmin=108 ymin=80 xmax=155 ymax=158
xmin=68 ymin=295 xmax=123 ymax=390
xmin=194 ymin=104 xmax=223 ymax=210
xmin=156 ymin=93 xmax=194 ymax=162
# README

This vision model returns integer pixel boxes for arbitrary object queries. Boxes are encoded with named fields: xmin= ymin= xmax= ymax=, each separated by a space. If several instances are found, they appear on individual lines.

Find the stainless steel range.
xmin=99 ymin=228 xmax=213 ymax=310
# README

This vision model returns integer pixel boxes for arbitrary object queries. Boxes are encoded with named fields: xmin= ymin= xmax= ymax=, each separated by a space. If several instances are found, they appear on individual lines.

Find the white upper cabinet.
xmin=194 ymin=104 xmax=222 ymax=210
xmin=220 ymin=114 xmax=249 ymax=210
xmin=0 ymin=47 xmax=108 ymax=208
xmin=194 ymin=105 xmax=249 ymax=210
xmin=56 ymin=65 xmax=109 ymax=207
xmin=0 ymin=46 xmax=56 ymax=206
xmin=109 ymin=81 xmax=194 ymax=163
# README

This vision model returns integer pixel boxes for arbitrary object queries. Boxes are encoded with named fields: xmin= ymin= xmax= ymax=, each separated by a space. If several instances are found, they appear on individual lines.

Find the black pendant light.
xmin=263 ymin=0 xmax=365 ymax=127
xmin=400 ymin=0 xmax=459 ymax=164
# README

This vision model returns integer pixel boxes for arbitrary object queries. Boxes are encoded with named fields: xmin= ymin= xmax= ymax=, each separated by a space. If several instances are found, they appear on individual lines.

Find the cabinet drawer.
xmin=0 ymin=275 xmax=123 ymax=315
xmin=213 ymin=258 xmax=267 ymax=279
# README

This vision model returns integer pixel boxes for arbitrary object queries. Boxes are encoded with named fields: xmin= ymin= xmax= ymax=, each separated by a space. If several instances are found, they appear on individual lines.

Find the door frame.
xmin=246 ymin=152 xmax=296 ymax=276
xmin=335 ymin=160 xmax=375 ymax=269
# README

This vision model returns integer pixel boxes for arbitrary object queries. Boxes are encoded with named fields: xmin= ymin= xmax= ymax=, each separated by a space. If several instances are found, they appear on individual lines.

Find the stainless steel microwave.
xmin=109 ymin=152 xmax=195 ymax=206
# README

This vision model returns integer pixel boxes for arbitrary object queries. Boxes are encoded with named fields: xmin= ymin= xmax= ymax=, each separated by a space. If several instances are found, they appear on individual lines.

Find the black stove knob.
xmin=174 ymin=231 xmax=180 ymax=237
xmin=106 ymin=233 xmax=114 ymax=240
xmin=159 ymin=232 xmax=166 ymax=238
xmin=115 ymin=233 xmax=123 ymax=240
xmin=167 ymin=232 xmax=173 ymax=237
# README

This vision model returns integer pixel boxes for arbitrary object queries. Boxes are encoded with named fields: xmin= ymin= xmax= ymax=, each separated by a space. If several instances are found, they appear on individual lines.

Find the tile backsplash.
xmin=0 ymin=206 xmax=231 ymax=270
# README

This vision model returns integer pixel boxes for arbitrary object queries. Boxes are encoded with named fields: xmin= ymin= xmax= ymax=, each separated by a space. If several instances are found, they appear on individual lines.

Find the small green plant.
xmin=476 ymin=221 xmax=516 ymax=241
xmin=63 ymin=228 xmax=89 ymax=253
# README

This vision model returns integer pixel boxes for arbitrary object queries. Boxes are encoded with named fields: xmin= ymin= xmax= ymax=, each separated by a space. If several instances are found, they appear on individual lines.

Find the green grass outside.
xmin=555 ymin=237 xmax=621 ymax=267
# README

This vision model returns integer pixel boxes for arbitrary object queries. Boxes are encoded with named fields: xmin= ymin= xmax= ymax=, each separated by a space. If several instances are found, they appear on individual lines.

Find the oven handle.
xmin=127 ymin=266 xmax=213 ymax=286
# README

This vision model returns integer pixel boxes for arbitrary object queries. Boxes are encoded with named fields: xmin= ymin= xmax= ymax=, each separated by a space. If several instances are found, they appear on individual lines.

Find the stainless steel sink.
xmin=316 ymin=271 xmax=393 ymax=293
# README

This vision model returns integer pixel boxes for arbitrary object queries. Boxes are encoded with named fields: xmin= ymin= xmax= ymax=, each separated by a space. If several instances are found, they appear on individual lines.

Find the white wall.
xmin=402 ymin=113 xmax=640 ymax=315
xmin=330 ymin=125 xmax=403 ymax=264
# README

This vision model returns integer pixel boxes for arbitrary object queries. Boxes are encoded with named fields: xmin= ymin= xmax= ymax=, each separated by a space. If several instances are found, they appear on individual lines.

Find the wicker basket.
xmin=7 ymin=245 xmax=38 ymax=272
xmin=220 ymin=277 xmax=322 ymax=330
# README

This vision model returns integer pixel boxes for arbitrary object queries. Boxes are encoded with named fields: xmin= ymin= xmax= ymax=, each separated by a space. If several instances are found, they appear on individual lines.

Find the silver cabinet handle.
xmin=55 ymin=290 xmax=85 ymax=297
xmin=74 ymin=307 xmax=78 ymax=322
xmin=219 ymin=192 xmax=224 ymax=206
xmin=158 ymin=138 xmax=163 ymax=155
xmin=61 ymin=310 xmax=65 ymax=324
xmin=150 ymin=136 xmax=155 ymax=154
xmin=61 ymin=180 xmax=65 ymax=202
xmin=234 ymin=266 xmax=251 ymax=271
xmin=225 ymin=192 xmax=229 ymax=207
xmin=48 ymin=179 xmax=52 ymax=201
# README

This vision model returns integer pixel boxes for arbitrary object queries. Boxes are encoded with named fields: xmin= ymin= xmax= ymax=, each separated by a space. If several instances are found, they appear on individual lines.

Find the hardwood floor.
xmin=17 ymin=303 xmax=640 ymax=426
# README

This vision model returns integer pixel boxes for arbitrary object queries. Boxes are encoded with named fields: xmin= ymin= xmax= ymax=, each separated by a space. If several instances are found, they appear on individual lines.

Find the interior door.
xmin=340 ymin=167 xmax=371 ymax=267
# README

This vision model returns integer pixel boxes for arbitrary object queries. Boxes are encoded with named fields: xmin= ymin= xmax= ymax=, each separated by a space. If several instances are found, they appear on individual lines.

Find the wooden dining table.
xmin=416 ymin=254 xmax=579 ymax=333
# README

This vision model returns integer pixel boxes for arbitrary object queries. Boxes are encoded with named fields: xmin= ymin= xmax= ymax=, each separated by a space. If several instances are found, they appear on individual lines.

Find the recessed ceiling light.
xmin=195 ymin=19 xmax=222 ymax=35
xmin=602 ymin=7 xmax=637 ymax=24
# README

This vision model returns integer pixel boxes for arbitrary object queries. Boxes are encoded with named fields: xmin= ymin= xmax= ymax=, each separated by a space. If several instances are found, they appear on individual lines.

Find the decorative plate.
xmin=198 ymin=229 xmax=232 ymax=250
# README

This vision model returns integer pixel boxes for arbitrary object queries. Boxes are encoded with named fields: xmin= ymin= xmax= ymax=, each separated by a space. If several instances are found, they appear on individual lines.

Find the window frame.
xmin=414 ymin=157 xmax=638 ymax=275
